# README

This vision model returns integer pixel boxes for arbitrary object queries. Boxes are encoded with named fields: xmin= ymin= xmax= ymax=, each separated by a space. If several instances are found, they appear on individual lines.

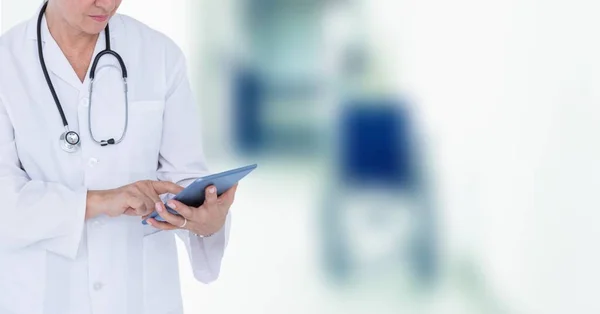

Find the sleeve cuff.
xmin=43 ymin=187 xmax=87 ymax=260
xmin=184 ymin=212 xmax=231 ymax=283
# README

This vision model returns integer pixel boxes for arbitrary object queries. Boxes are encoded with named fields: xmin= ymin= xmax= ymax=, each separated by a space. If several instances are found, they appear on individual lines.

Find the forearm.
xmin=85 ymin=190 xmax=109 ymax=220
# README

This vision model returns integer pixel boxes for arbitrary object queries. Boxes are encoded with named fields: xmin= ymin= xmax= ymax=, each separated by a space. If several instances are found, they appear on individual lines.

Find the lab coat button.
xmin=93 ymin=282 xmax=103 ymax=291
xmin=88 ymin=158 xmax=99 ymax=167
xmin=81 ymin=97 xmax=89 ymax=107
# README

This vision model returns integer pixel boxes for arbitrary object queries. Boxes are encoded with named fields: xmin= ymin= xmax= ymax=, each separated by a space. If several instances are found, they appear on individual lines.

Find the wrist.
xmin=85 ymin=190 xmax=107 ymax=220
xmin=192 ymin=231 xmax=215 ymax=238
xmin=191 ymin=224 xmax=222 ymax=238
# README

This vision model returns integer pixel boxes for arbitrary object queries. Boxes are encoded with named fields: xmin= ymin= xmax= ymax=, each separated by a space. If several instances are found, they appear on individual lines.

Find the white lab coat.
xmin=0 ymin=8 xmax=230 ymax=314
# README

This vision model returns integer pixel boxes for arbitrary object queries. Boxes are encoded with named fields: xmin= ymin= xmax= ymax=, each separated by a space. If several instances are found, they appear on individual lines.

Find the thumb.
xmin=123 ymin=208 xmax=137 ymax=216
xmin=151 ymin=181 xmax=184 ymax=195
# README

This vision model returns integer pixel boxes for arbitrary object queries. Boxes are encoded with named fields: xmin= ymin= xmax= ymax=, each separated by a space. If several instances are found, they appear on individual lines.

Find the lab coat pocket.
xmin=119 ymin=100 xmax=165 ymax=173
xmin=142 ymin=231 xmax=183 ymax=314
xmin=130 ymin=100 xmax=164 ymax=112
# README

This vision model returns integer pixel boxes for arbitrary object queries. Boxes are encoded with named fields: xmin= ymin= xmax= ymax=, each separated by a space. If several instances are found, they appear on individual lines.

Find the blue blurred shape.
xmin=232 ymin=66 xmax=326 ymax=156
xmin=233 ymin=67 xmax=263 ymax=153
xmin=320 ymin=98 xmax=439 ymax=287
xmin=339 ymin=100 xmax=413 ymax=187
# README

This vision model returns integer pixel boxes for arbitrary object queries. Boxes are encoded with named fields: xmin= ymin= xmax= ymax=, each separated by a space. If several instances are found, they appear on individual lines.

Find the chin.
xmin=83 ymin=24 xmax=107 ymax=35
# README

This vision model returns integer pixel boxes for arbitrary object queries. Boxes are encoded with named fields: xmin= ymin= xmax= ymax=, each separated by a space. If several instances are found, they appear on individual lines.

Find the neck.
xmin=45 ymin=2 xmax=99 ymax=53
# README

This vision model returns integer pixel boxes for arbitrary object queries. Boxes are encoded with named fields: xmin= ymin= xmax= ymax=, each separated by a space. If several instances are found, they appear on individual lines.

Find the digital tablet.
xmin=142 ymin=164 xmax=258 ymax=225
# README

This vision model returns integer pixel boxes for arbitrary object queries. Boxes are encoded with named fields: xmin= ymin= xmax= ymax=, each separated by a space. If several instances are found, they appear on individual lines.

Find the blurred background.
xmin=3 ymin=0 xmax=600 ymax=313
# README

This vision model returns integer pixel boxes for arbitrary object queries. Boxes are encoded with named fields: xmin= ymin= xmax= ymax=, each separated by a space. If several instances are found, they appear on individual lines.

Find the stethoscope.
xmin=37 ymin=1 xmax=129 ymax=153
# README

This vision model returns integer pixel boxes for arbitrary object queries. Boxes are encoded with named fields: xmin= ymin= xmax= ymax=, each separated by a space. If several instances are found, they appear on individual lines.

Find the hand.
xmin=146 ymin=184 xmax=238 ymax=236
xmin=86 ymin=180 xmax=184 ymax=219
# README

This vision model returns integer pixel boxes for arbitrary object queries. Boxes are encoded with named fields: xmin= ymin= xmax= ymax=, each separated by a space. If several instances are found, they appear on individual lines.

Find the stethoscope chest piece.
xmin=59 ymin=130 xmax=80 ymax=153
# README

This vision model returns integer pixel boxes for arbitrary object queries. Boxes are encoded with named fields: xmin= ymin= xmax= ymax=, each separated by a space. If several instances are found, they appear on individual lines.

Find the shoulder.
xmin=0 ymin=19 xmax=30 ymax=51
xmin=0 ymin=20 xmax=29 ymax=80
xmin=112 ymin=14 xmax=189 ymax=96
xmin=0 ymin=21 xmax=29 ymax=109
xmin=113 ymin=13 xmax=185 ymax=62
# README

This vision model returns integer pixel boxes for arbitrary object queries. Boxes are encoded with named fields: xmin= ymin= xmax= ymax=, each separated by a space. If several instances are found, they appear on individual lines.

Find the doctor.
xmin=0 ymin=0 xmax=235 ymax=314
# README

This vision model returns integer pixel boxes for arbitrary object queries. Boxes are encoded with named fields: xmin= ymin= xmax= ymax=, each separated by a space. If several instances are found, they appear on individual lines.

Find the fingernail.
xmin=147 ymin=220 xmax=153 ymax=226
xmin=156 ymin=203 xmax=163 ymax=213
xmin=168 ymin=201 xmax=177 ymax=209
xmin=209 ymin=187 xmax=216 ymax=194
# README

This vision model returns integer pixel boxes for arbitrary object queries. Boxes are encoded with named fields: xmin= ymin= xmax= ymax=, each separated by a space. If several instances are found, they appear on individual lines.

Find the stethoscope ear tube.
xmin=90 ymin=50 xmax=128 ymax=79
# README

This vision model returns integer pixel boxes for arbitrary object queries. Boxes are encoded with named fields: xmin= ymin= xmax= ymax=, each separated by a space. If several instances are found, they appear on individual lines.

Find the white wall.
xmin=371 ymin=1 xmax=600 ymax=313
xmin=1 ymin=0 xmax=40 ymax=31
xmin=118 ymin=0 xmax=192 ymax=57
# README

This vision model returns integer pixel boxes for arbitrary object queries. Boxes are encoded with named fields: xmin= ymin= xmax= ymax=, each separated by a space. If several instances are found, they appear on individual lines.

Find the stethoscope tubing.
xmin=37 ymin=1 xmax=129 ymax=151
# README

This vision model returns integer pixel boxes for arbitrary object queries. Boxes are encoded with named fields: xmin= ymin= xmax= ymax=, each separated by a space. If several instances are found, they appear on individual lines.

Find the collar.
xmin=25 ymin=2 xmax=125 ymax=90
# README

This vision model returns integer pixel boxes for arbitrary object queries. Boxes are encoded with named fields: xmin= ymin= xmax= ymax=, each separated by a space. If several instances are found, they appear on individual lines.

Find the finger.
xmin=142 ymin=209 xmax=158 ymax=220
xmin=166 ymin=200 xmax=194 ymax=219
xmin=146 ymin=218 xmax=178 ymax=231
xmin=129 ymin=186 xmax=154 ymax=215
xmin=135 ymin=200 xmax=154 ymax=216
xmin=142 ymin=184 xmax=162 ymax=204
xmin=203 ymin=185 xmax=218 ymax=209
xmin=139 ymin=185 xmax=165 ymax=216
xmin=218 ymin=183 xmax=238 ymax=205
xmin=151 ymin=181 xmax=184 ymax=196
xmin=124 ymin=208 xmax=137 ymax=216
xmin=127 ymin=198 xmax=145 ymax=215
xmin=143 ymin=195 xmax=157 ymax=215
xmin=155 ymin=202 xmax=187 ymax=228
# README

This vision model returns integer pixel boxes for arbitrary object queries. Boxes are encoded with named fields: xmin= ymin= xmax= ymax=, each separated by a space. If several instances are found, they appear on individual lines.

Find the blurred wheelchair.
xmin=319 ymin=99 xmax=438 ymax=287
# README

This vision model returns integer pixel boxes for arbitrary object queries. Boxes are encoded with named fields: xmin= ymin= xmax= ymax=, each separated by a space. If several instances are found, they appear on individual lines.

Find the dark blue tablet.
xmin=142 ymin=164 xmax=257 ymax=225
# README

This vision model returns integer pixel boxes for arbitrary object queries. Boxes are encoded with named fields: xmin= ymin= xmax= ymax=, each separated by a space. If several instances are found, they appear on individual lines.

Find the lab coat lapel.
xmin=28 ymin=10 xmax=123 ymax=91
xmin=40 ymin=17 xmax=89 ymax=90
